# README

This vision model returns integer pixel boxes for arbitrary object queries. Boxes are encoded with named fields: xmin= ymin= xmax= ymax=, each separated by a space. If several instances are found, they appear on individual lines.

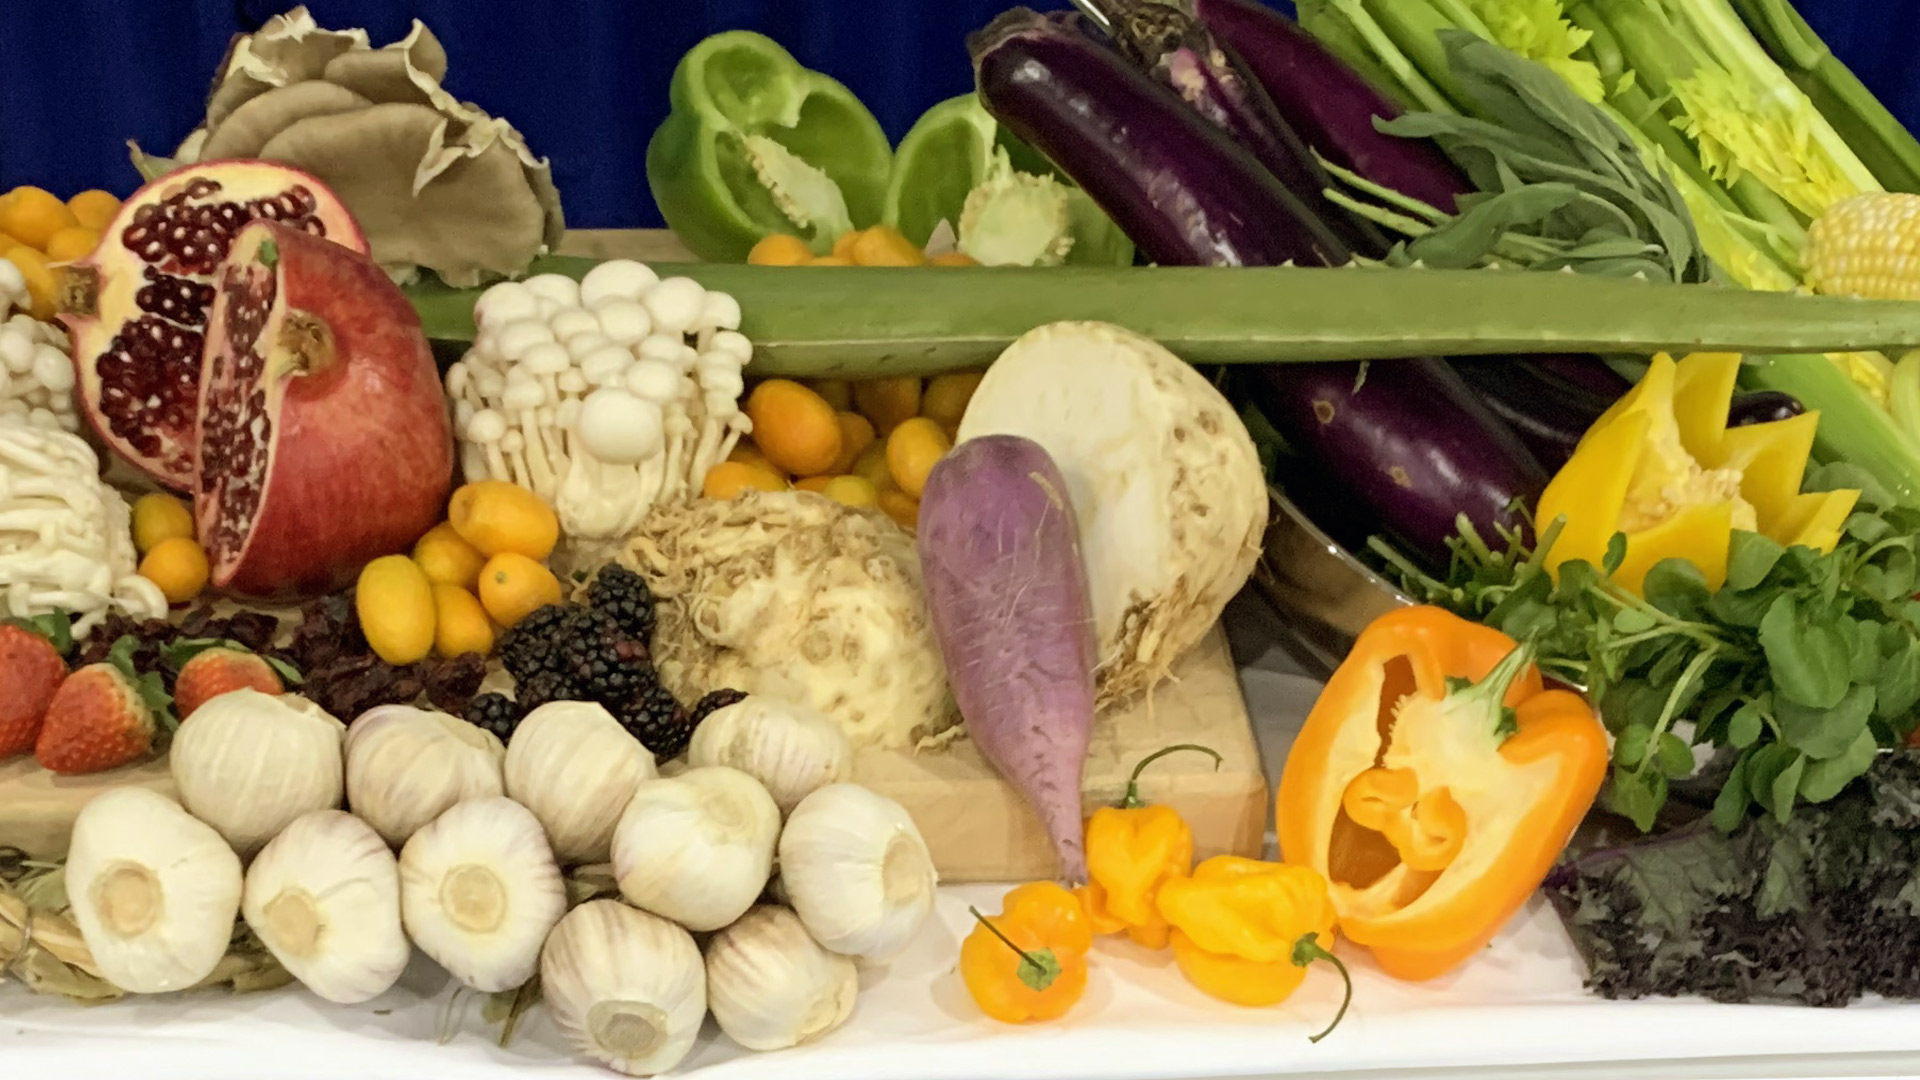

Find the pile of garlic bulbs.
xmin=0 ymin=425 xmax=166 ymax=633
xmin=445 ymin=260 xmax=752 ymax=541
xmin=54 ymin=691 xmax=938 ymax=1077
xmin=0 ymin=260 xmax=82 ymax=432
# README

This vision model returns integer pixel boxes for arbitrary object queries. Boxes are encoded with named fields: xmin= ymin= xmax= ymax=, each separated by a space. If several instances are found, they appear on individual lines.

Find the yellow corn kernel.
xmin=1806 ymin=192 xmax=1920 ymax=301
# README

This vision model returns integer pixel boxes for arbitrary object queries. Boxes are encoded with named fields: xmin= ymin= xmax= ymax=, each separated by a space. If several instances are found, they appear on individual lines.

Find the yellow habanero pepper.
xmin=1537 ymin=351 xmax=1859 ymax=595
xmin=1278 ymin=606 xmax=1609 ymax=982
xmin=1154 ymin=856 xmax=1353 ymax=1040
xmin=1078 ymin=743 xmax=1222 ymax=949
xmin=960 ymin=881 xmax=1093 ymax=1024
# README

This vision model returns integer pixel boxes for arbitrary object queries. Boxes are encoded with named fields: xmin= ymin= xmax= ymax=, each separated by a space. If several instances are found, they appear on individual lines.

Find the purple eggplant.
xmin=1192 ymin=0 xmax=1471 ymax=214
xmin=1242 ymin=360 xmax=1547 ymax=567
xmin=1452 ymin=354 xmax=1630 ymax=470
xmin=971 ymin=8 xmax=1349 ymax=268
xmin=1093 ymin=0 xmax=1387 ymax=257
xmin=973 ymin=7 xmax=1546 ymax=567
xmin=1730 ymin=391 xmax=1806 ymax=426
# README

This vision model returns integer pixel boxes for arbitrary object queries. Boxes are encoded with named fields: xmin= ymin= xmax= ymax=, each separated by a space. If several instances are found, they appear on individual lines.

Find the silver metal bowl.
xmin=1247 ymin=485 xmax=1410 ymax=679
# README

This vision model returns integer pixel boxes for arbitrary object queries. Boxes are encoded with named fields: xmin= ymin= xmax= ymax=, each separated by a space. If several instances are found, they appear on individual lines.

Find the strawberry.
xmin=35 ymin=637 xmax=171 ymax=776
xmin=168 ymin=639 xmax=297 ymax=719
xmin=0 ymin=616 xmax=71 ymax=757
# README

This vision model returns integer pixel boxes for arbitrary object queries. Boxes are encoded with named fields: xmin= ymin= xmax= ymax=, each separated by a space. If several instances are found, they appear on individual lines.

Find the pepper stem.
xmin=1290 ymin=935 xmax=1353 ymax=1044
xmin=1447 ymin=637 xmax=1537 ymax=737
xmin=969 ymin=907 xmax=1059 ymax=992
xmin=1120 ymin=744 xmax=1222 ymax=808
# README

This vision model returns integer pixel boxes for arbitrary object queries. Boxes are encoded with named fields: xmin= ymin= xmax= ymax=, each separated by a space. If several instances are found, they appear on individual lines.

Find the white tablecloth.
xmin=8 ymin=598 xmax=1920 ymax=1079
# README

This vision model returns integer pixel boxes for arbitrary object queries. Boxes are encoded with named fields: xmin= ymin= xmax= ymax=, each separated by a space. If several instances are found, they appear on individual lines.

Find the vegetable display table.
xmin=8 ymin=603 xmax=1920 ymax=1080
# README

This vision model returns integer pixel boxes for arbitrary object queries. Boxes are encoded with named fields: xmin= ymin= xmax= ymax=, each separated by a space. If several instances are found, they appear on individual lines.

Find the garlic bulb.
xmin=541 ymin=899 xmax=707 ymax=1077
xmin=778 ymin=784 xmax=937 ymax=961
xmin=242 ymin=810 xmax=410 ymax=1004
xmin=685 ymin=696 xmax=853 ymax=815
xmin=64 ymin=788 xmax=243 ymax=993
xmin=399 ymin=796 xmax=567 ymax=991
xmin=613 ymin=766 xmax=779 ymax=932
xmin=169 ymin=689 xmax=346 ymax=854
xmin=505 ymin=700 xmax=657 ymax=864
xmin=345 ymin=705 xmax=505 ymax=846
xmin=705 ymin=905 xmax=858 ymax=1051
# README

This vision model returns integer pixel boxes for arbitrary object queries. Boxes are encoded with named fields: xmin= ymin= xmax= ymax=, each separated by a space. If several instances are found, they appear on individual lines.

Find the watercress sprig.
xmin=1377 ymin=463 xmax=1920 ymax=831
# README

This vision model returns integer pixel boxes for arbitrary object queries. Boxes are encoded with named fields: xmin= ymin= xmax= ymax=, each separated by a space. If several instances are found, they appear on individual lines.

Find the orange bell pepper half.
xmin=961 ymin=881 xmax=1093 ymax=1024
xmin=1278 ymin=606 xmax=1609 ymax=981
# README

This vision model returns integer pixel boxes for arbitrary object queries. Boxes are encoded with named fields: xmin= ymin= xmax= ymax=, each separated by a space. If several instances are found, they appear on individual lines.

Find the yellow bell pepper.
xmin=1536 ymin=352 xmax=1859 ymax=594
xmin=1154 ymin=856 xmax=1352 ymax=1039
xmin=1080 ymin=744 xmax=1221 ymax=950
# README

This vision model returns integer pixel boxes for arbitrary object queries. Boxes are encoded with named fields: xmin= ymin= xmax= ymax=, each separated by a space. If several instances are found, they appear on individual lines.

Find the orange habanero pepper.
xmin=1154 ymin=856 xmax=1352 ymax=1040
xmin=1077 ymin=743 xmax=1222 ymax=949
xmin=1278 ymin=605 xmax=1608 ymax=981
xmin=960 ymin=881 xmax=1092 ymax=1024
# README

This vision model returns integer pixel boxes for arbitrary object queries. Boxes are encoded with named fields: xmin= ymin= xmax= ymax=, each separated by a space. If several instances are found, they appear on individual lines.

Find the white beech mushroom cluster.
xmin=0 ymin=425 xmax=167 ymax=633
xmin=446 ymin=261 xmax=752 ymax=540
xmin=0 ymin=260 xmax=82 ymax=433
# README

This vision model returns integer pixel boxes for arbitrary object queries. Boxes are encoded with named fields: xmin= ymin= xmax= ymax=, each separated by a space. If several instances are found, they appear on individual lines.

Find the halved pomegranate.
xmin=196 ymin=219 xmax=451 ymax=598
xmin=61 ymin=160 xmax=367 ymax=489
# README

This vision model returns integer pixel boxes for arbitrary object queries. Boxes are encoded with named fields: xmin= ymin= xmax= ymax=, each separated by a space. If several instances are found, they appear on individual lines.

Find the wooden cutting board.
xmin=0 ymin=627 xmax=1267 ymax=880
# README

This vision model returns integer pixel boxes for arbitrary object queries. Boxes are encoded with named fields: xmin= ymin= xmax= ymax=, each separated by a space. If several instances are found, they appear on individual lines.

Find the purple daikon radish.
xmin=917 ymin=434 xmax=1096 ymax=884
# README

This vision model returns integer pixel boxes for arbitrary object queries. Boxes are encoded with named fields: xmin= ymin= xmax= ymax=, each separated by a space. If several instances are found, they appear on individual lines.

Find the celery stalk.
xmin=1356 ymin=0 xmax=1475 ymax=110
xmin=1314 ymin=0 xmax=1461 ymax=114
xmin=1666 ymin=0 xmax=1881 ymax=197
xmin=1295 ymin=1 xmax=1426 ymax=111
xmin=1742 ymin=355 xmax=1920 ymax=505
xmin=1457 ymin=0 xmax=1607 ymax=102
xmin=1728 ymin=0 xmax=1920 ymax=193
xmin=1591 ymin=2 xmax=1810 ymax=242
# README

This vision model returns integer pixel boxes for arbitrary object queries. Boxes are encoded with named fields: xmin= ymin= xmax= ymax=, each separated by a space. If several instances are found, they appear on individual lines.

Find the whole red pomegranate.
xmin=195 ymin=219 xmax=451 ymax=598
xmin=61 ymin=161 xmax=367 ymax=489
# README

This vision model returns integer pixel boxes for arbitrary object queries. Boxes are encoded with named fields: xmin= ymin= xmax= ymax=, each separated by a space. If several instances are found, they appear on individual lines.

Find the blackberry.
xmin=617 ymin=682 xmax=694 ymax=759
xmin=497 ymin=603 xmax=579 ymax=682
xmin=588 ymin=565 xmax=656 ymax=640
xmin=688 ymin=688 xmax=748 ymax=726
xmin=556 ymin=609 xmax=652 ymax=705
xmin=465 ymin=693 xmax=524 ymax=743
xmin=516 ymin=671 xmax=573 ymax=713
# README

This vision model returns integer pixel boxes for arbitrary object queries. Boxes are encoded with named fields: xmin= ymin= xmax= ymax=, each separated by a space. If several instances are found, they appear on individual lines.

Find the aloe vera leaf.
xmin=409 ymin=258 xmax=1920 ymax=375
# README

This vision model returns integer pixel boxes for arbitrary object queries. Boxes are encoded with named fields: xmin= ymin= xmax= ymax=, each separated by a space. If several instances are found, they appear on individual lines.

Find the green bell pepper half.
xmin=647 ymin=31 xmax=893 ymax=261
xmin=882 ymin=94 xmax=1134 ymax=267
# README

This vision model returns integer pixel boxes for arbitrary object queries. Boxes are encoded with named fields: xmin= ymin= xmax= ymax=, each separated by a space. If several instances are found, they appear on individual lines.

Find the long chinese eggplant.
xmin=971 ymin=8 xmax=1349 ymax=268
xmin=1092 ymin=0 xmax=1387 ymax=257
xmin=1241 ymin=360 xmax=1547 ymax=564
xmin=1452 ymin=354 xmax=1630 ymax=470
xmin=972 ymin=8 xmax=1546 ymax=566
xmin=1190 ymin=0 xmax=1471 ymax=214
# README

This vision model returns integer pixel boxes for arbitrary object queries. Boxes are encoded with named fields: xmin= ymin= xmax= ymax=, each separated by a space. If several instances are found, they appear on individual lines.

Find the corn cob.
xmin=1806 ymin=192 xmax=1920 ymax=302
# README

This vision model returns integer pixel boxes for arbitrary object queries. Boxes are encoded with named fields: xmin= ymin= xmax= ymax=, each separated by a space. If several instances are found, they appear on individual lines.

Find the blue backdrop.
xmin=3 ymin=0 xmax=1917 ymax=229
